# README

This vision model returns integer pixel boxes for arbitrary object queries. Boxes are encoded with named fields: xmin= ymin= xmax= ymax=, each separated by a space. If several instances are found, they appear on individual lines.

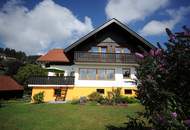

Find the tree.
xmin=14 ymin=64 xmax=47 ymax=86
xmin=135 ymin=26 xmax=190 ymax=129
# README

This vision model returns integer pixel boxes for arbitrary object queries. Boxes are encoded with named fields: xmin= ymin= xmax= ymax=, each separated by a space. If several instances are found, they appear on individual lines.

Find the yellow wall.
xmin=31 ymin=87 xmax=137 ymax=102
xmin=32 ymin=87 xmax=56 ymax=102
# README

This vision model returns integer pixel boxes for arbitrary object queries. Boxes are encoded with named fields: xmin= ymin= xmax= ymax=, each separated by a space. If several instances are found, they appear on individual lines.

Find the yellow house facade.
xmin=28 ymin=19 xmax=155 ymax=102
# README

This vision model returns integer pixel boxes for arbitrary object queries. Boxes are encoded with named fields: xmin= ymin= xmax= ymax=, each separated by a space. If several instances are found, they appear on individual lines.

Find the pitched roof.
xmin=37 ymin=49 xmax=69 ymax=62
xmin=0 ymin=76 xmax=23 ymax=91
xmin=65 ymin=18 xmax=156 ymax=52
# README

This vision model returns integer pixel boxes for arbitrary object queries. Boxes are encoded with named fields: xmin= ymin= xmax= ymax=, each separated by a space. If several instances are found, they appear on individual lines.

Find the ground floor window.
xmin=96 ymin=89 xmax=105 ymax=94
xmin=79 ymin=68 xmax=115 ymax=80
xmin=124 ymin=89 xmax=132 ymax=95
xmin=54 ymin=89 xmax=61 ymax=96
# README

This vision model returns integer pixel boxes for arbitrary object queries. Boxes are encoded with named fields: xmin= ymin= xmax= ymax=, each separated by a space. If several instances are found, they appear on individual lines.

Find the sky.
xmin=0 ymin=0 xmax=189 ymax=55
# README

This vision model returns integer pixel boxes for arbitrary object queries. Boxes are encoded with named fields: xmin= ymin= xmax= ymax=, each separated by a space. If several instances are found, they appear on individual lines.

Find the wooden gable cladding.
xmin=66 ymin=21 xmax=153 ymax=54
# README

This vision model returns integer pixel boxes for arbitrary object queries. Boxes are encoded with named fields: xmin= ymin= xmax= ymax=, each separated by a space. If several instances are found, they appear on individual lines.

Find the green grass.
xmin=0 ymin=101 xmax=144 ymax=130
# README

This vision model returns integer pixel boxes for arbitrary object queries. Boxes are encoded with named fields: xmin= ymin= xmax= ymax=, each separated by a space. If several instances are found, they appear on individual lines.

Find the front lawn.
xmin=0 ymin=101 xmax=144 ymax=130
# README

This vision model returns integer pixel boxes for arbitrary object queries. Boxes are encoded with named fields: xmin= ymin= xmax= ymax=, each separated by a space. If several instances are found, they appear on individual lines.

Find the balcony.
xmin=28 ymin=76 xmax=75 ymax=85
xmin=74 ymin=51 xmax=138 ymax=64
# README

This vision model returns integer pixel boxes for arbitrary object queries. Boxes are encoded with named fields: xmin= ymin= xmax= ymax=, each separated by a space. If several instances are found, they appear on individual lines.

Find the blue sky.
xmin=0 ymin=0 xmax=189 ymax=54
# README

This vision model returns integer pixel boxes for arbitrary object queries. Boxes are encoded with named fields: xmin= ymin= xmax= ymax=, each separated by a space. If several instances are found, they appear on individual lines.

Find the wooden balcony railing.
xmin=28 ymin=76 xmax=75 ymax=85
xmin=74 ymin=51 xmax=138 ymax=64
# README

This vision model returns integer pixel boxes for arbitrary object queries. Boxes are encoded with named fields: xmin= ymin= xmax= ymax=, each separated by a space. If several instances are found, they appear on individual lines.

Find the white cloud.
xmin=105 ymin=0 xmax=169 ymax=23
xmin=0 ymin=0 xmax=93 ymax=55
xmin=140 ymin=6 xmax=190 ymax=36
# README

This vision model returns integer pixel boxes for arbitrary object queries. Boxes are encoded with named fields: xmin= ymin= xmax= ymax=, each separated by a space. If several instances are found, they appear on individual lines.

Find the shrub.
xmin=99 ymin=97 xmax=112 ymax=105
xmin=88 ymin=92 xmax=104 ymax=103
xmin=33 ymin=92 xmax=44 ymax=104
xmin=135 ymin=27 xmax=190 ymax=129
xmin=79 ymin=96 xmax=87 ymax=104
xmin=121 ymin=96 xmax=140 ymax=104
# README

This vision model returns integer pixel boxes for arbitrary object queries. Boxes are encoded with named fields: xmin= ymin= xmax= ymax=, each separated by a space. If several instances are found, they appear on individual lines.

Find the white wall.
xmin=47 ymin=64 xmax=137 ymax=88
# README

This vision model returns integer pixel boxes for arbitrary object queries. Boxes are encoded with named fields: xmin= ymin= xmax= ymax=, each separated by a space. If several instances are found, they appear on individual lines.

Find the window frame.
xmin=124 ymin=89 xmax=132 ymax=95
xmin=122 ymin=68 xmax=131 ymax=79
xmin=96 ymin=89 xmax=105 ymax=94
xmin=79 ymin=68 xmax=115 ymax=80
xmin=54 ymin=88 xmax=61 ymax=97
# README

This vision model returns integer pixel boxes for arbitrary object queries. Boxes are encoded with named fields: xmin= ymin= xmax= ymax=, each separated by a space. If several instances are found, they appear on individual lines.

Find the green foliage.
xmin=2 ymin=60 xmax=23 ymax=76
xmin=125 ymin=116 xmax=148 ymax=130
xmin=0 ymin=47 xmax=26 ymax=60
xmin=136 ymin=28 xmax=190 ymax=129
xmin=120 ymin=96 xmax=140 ymax=104
xmin=14 ymin=64 xmax=47 ymax=85
xmin=33 ymin=92 xmax=44 ymax=104
xmin=88 ymin=92 xmax=104 ymax=102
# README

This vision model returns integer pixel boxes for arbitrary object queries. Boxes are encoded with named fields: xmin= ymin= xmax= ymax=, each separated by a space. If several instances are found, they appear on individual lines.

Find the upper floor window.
xmin=90 ymin=47 xmax=99 ymax=53
xmin=100 ymin=47 xmax=107 ymax=53
xmin=115 ymin=47 xmax=122 ymax=53
xmin=123 ymin=48 xmax=131 ymax=53
xmin=123 ymin=68 xmax=130 ymax=78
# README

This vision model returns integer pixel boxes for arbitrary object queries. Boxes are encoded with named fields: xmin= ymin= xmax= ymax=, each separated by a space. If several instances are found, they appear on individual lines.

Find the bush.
xmin=135 ymin=27 xmax=190 ymax=129
xmin=99 ymin=98 xmax=112 ymax=105
xmin=121 ymin=96 xmax=140 ymax=104
xmin=88 ymin=92 xmax=104 ymax=103
xmin=33 ymin=92 xmax=44 ymax=104
xmin=79 ymin=96 xmax=87 ymax=104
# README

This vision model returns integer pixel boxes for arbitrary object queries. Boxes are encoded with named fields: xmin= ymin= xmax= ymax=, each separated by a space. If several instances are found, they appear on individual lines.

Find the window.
xmin=123 ymin=68 xmax=130 ymax=78
xmin=79 ymin=68 xmax=115 ymax=80
xmin=124 ymin=89 xmax=132 ymax=95
xmin=54 ymin=89 xmax=61 ymax=96
xmin=97 ymin=69 xmax=106 ymax=80
xmin=123 ymin=48 xmax=131 ymax=54
xmin=79 ymin=68 xmax=96 ymax=80
xmin=115 ymin=47 xmax=122 ymax=53
xmin=97 ymin=89 xmax=104 ymax=94
xmin=90 ymin=47 xmax=99 ymax=52
xmin=100 ymin=47 xmax=107 ymax=53
xmin=87 ymin=69 xmax=96 ymax=80
xmin=106 ymin=69 xmax=115 ymax=80
xmin=97 ymin=69 xmax=115 ymax=80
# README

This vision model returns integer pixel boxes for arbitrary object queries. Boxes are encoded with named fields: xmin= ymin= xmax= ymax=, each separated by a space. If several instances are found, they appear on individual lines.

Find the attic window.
xmin=90 ymin=47 xmax=99 ymax=53
xmin=123 ymin=48 xmax=131 ymax=53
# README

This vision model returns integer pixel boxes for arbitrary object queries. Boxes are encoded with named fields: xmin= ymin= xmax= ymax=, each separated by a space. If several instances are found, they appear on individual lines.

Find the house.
xmin=28 ymin=18 xmax=155 ymax=102
xmin=0 ymin=75 xmax=23 ymax=99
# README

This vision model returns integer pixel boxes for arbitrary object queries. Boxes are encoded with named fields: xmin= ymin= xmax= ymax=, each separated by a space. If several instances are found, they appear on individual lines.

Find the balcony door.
xmin=100 ymin=47 xmax=107 ymax=62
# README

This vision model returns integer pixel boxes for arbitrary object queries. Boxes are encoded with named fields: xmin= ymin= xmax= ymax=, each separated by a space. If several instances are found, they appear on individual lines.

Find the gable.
xmin=65 ymin=18 xmax=155 ymax=53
